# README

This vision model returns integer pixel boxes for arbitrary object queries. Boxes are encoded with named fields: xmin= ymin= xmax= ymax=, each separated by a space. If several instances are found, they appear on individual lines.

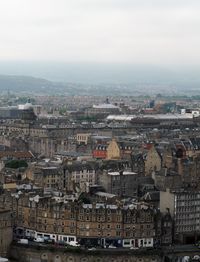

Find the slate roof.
xmin=0 ymin=151 xmax=34 ymax=159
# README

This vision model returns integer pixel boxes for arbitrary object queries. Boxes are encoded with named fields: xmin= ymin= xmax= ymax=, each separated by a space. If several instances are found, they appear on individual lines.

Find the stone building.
xmin=85 ymin=103 xmax=121 ymax=119
xmin=154 ymin=168 xmax=182 ymax=191
xmin=63 ymin=162 xmax=97 ymax=193
xmin=161 ymin=211 xmax=173 ymax=245
xmin=76 ymin=133 xmax=91 ymax=145
xmin=0 ymin=122 xmax=76 ymax=157
xmin=0 ymin=209 xmax=12 ymax=257
xmin=0 ymin=191 xmax=157 ymax=249
xmin=92 ymin=138 xmax=140 ymax=161
xmin=28 ymin=162 xmax=64 ymax=191
xmin=145 ymin=146 xmax=162 ymax=176
xmin=98 ymin=170 xmax=138 ymax=197
xmin=106 ymin=139 xmax=121 ymax=160
xmin=131 ymin=152 xmax=145 ymax=176
xmin=77 ymin=202 xmax=155 ymax=248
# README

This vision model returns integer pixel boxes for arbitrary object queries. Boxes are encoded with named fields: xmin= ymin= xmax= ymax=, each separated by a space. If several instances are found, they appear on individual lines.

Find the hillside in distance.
xmin=0 ymin=62 xmax=200 ymax=96
xmin=0 ymin=75 xmax=147 ymax=96
xmin=0 ymin=75 xmax=85 ymax=96
xmin=0 ymin=73 xmax=199 ymax=97
xmin=0 ymin=75 xmax=172 ymax=96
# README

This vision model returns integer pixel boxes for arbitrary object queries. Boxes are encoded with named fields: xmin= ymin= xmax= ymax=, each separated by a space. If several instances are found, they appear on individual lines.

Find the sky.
xmin=0 ymin=0 xmax=200 ymax=66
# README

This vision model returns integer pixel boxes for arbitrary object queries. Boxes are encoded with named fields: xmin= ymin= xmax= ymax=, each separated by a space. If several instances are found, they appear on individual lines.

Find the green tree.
xmin=5 ymin=160 xmax=28 ymax=169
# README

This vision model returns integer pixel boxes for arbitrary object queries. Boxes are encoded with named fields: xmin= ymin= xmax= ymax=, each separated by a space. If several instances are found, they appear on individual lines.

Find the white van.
xmin=0 ymin=257 xmax=9 ymax=262
xmin=18 ymin=239 xmax=28 ymax=245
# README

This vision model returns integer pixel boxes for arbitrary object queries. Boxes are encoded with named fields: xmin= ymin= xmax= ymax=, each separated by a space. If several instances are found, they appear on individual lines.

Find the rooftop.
xmin=107 ymin=113 xmax=194 ymax=121
xmin=108 ymin=171 xmax=137 ymax=176
xmin=93 ymin=103 xmax=119 ymax=109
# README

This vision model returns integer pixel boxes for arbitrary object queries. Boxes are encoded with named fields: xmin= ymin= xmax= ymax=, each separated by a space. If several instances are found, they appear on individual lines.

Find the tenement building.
xmin=98 ymin=170 xmax=138 ymax=197
xmin=63 ymin=162 xmax=97 ymax=193
xmin=0 ymin=191 xmax=157 ymax=248
xmin=0 ymin=209 xmax=13 ymax=256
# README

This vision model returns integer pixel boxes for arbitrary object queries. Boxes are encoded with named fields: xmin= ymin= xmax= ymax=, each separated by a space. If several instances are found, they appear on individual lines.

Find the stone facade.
xmin=0 ymin=192 xmax=158 ymax=249
xmin=64 ymin=163 xmax=97 ymax=193
xmin=0 ymin=209 xmax=13 ymax=256
xmin=106 ymin=139 xmax=121 ymax=160
xmin=145 ymin=146 xmax=162 ymax=176
xmin=98 ymin=171 xmax=138 ymax=198
xmin=10 ymin=245 xmax=162 ymax=262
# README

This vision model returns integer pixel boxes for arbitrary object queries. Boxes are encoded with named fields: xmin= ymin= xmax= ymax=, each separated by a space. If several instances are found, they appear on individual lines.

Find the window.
xmin=69 ymin=237 xmax=74 ymax=242
xmin=116 ymin=231 xmax=121 ymax=236
xmin=117 ymin=216 xmax=121 ymax=222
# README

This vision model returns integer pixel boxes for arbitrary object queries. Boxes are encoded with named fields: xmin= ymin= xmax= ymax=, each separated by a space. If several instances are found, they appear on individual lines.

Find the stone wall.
xmin=0 ymin=209 xmax=13 ymax=257
xmin=9 ymin=245 xmax=162 ymax=262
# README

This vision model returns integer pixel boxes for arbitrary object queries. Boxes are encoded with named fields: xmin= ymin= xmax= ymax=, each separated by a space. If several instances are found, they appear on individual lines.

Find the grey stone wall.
xmin=9 ymin=245 xmax=161 ymax=262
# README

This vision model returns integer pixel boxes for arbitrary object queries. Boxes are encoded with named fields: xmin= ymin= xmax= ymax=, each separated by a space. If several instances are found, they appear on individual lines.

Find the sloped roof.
xmin=0 ymin=151 xmax=35 ymax=159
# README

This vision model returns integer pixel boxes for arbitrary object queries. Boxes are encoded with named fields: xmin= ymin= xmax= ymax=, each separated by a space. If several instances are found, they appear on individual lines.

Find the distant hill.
xmin=0 ymin=74 xmax=199 ymax=96
xmin=0 ymin=75 xmax=166 ymax=96
xmin=0 ymin=75 xmax=144 ymax=96
xmin=0 ymin=75 xmax=85 ymax=95
xmin=0 ymin=75 xmax=59 ymax=94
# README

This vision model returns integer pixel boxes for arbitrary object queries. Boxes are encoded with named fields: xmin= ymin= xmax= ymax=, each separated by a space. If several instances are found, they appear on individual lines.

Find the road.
xmin=15 ymin=240 xmax=200 ymax=255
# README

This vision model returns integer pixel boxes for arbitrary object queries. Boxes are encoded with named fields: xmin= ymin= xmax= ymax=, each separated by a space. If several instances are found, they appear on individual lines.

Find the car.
xmin=193 ymin=255 xmax=200 ymax=261
xmin=68 ymin=241 xmax=80 ymax=247
xmin=130 ymin=246 xmax=139 ymax=250
xmin=0 ymin=258 xmax=9 ymax=262
xmin=34 ymin=237 xmax=44 ymax=243
xmin=182 ymin=256 xmax=190 ymax=262
xmin=88 ymin=247 xmax=96 ymax=251
xmin=108 ymin=245 xmax=117 ymax=249
xmin=44 ymin=238 xmax=55 ymax=244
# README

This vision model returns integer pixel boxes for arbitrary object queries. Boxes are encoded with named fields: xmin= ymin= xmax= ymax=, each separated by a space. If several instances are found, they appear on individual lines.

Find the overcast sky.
xmin=0 ymin=0 xmax=200 ymax=66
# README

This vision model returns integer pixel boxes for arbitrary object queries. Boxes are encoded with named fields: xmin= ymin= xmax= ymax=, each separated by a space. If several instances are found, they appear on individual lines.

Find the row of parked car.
xmin=17 ymin=237 xmax=80 ymax=247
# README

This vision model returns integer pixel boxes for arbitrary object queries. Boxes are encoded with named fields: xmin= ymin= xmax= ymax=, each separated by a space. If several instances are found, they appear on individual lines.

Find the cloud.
xmin=0 ymin=0 xmax=199 ymax=65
